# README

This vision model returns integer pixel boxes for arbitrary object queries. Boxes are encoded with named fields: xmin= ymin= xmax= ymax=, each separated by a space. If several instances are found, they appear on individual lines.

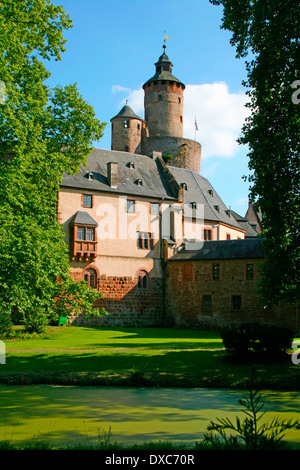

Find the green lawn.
xmin=1 ymin=326 xmax=299 ymax=390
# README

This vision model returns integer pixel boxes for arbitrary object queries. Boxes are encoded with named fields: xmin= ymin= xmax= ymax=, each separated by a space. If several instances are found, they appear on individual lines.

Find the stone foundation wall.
xmin=70 ymin=272 xmax=163 ymax=327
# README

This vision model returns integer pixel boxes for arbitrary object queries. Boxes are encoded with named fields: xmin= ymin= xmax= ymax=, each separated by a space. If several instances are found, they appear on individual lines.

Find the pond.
xmin=0 ymin=385 xmax=299 ymax=448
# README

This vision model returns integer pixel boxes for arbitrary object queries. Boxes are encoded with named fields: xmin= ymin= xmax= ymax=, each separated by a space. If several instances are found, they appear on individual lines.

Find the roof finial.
xmin=126 ymin=99 xmax=128 ymax=106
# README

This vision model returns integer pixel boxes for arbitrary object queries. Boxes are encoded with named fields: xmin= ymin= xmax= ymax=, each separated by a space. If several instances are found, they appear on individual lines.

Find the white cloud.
xmin=184 ymin=83 xmax=250 ymax=159
xmin=111 ymin=85 xmax=131 ymax=95
xmin=111 ymin=85 xmax=144 ymax=114
xmin=235 ymin=197 xmax=249 ymax=208
xmin=112 ymin=81 xmax=250 ymax=159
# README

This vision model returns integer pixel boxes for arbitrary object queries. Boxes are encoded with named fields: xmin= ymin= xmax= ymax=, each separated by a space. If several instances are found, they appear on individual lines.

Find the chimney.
xmin=107 ymin=162 xmax=118 ymax=188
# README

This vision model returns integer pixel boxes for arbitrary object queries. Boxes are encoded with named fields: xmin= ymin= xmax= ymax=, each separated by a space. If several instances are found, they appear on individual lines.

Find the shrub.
xmin=0 ymin=304 xmax=13 ymax=338
xmin=221 ymin=322 xmax=294 ymax=358
xmin=23 ymin=307 xmax=49 ymax=334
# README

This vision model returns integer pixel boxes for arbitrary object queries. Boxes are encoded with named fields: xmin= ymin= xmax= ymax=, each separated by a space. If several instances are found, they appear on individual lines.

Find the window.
xmin=231 ymin=295 xmax=242 ymax=311
xmin=125 ymin=146 xmax=129 ymax=152
xmin=127 ymin=200 xmax=135 ymax=213
xmin=226 ymin=233 xmax=231 ymax=240
xmin=180 ymin=116 xmax=183 ymax=122
xmin=203 ymin=229 xmax=212 ymax=241
xmin=77 ymin=227 xmax=85 ymax=240
xmin=246 ymin=263 xmax=254 ymax=280
xmin=151 ymin=203 xmax=160 ymax=215
xmin=124 ymin=120 xmax=129 ymax=128
xmin=138 ymin=270 xmax=148 ymax=289
xmin=158 ymin=95 xmax=162 ymax=101
xmin=86 ymin=228 xmax=95 ymax=241
xmin=212 ymin=263 xmax=220 ymax=280
xmin=84 ymin=268 xmax=97 ymax=289
xmin=202 ymin=294 xmax=212 ymax=312
xmin=178 ymin=97 xmax=181 ymax=103
xmin=82 ymin=194 xmax=93 ymax=208
xmin=76 ymin=226 xmax=94 ymax=241
xmin=137 ymin=232 xmax=153 ymax=250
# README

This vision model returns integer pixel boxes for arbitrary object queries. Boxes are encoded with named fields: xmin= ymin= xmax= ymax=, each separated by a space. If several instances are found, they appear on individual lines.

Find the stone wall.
xmin=165 ymin=259 xmax=297 ymax=330
xmin=142 ymin=136 xmax=201 ymax=174
xmin=143 ymin=80 xmax=184 ymax=138
xmin=111 ymin=118 xmax=143 ymax=154
xmin=70 ymin=272 xmax=163 ymax=327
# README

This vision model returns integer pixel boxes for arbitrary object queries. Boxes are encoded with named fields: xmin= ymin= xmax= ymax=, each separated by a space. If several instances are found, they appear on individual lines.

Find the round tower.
xmin=142 ymin=45 xmax=185 ymax=138
xmin=110 ymin=103 xmax=145 ymax=154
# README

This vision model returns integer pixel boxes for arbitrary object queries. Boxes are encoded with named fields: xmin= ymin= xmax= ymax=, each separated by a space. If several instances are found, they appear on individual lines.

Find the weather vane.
xmin=163 ymin=31 xmax=172 ymax=48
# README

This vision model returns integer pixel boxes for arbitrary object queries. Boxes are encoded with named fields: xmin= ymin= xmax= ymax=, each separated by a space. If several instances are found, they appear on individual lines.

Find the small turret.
xmin=110 ymin=102 xmax=145 ymax=154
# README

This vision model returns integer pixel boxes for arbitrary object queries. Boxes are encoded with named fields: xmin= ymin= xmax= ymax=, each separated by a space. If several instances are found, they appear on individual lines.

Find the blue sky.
xmin=48 ymin=0 xmax=253 ymax=216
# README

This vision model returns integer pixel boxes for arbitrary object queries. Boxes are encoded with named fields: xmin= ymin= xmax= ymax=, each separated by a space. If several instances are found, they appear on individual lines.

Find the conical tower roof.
xmin=111 ymin=103 xmax=143 ymax=122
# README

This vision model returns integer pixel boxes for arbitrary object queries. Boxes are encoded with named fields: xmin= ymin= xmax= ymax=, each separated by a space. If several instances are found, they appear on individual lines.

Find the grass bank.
xmin=1 ymin=326 xmax=299 ymax=390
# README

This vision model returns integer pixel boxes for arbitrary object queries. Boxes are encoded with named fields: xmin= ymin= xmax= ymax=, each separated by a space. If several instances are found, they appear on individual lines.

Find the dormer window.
xmin=180 ymin=183 xmax=187 ymax=190
xmin=85 ymin=172 xmax=94 ymax=181
xmin=191 ymin=202 xmax=197 ymax=209
xmin=135 ymin=178 xmax=143 ymax=186
xmin=129 ymin=162 xmax=135 ymax=169
xmin=208 ymin=189 xmax=213 ymax=196
xmin=214 ymin=205 xmax=220 ymax=212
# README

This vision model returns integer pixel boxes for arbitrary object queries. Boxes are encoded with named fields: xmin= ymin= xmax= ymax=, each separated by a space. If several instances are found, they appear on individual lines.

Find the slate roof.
xmin=111 ymin=104 xmax=144 ymax=122
xmin=229 ymin=209 xmax=258 ymax=238
xmin=60 ymin=148 xmax=178 ymax=200
xmin=71 ymin=211 xmax=98 ymax=226
xmin=143 ymin=71 xmax=184 ymax=87
xmin=168 ymin=238 xmax=265 ymax=261
xmin=142 ymin=48 xmax=184 ymax=88
xmin=168 ymin=166 xmax=243 ymax=230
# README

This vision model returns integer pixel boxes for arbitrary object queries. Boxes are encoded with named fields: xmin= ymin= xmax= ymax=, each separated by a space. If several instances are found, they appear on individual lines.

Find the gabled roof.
xmin=168 ymin=166 xmax=244 ymax=231
xmin=60 ymin=148 xmax=178 ymax=201
xmin=168 ymin=238 xmax=265 ymax=261
xmin=229 ymin=209 xmax=258 ymax=238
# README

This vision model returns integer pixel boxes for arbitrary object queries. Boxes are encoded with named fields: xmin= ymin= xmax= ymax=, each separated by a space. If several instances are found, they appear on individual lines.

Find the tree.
xmin=210 ymin=0 xmax=300 ymax=307
xmin=0 ymin=0 xmax=106 ymax=334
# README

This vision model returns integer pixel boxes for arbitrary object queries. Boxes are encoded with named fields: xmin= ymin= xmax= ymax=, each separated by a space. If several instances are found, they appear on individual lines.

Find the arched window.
xmin=84 ymin=268 xmax=97 ymax=289
xmin=137 ymin=270 xmax=148 ymax=290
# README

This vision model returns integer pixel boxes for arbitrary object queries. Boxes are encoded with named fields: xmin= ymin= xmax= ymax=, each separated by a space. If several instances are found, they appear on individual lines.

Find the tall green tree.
xmin=210 ymin=0 xmax=300 ymax=307
xmin=0 ymin=0 xmax=106 ymax=333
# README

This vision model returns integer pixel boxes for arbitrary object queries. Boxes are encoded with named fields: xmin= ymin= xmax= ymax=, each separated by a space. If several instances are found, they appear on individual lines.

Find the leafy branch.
xmin=204 ymin=370 xmax=300 ymax=450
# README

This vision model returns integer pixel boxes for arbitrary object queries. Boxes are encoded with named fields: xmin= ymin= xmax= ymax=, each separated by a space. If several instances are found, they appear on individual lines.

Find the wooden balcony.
xmin=70 ymin=240 xmax=97 ymax=262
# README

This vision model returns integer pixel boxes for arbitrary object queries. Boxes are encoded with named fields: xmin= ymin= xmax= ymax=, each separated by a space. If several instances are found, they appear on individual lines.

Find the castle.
xmin=57 ymin=46 xmax=295 ymax=329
